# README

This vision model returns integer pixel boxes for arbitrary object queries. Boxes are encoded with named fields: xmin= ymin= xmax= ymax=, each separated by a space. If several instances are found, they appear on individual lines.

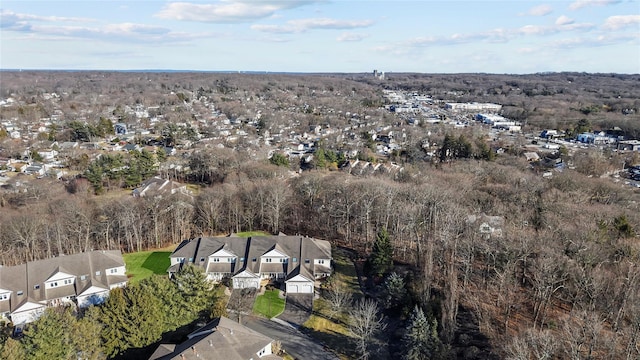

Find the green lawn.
xmin=302 ymin=248 xmax=360 ymax=359
xmin=236 ymin=231 xmax=271 ymax=237
xmin=124 ymin=250 xmax=172 ymax=283
xmin=253 ymin=290 xmax=285 ymax=318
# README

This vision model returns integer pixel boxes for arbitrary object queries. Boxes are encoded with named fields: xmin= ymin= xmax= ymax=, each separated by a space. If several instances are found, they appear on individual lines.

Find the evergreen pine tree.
xmin=1 ymin=337 xmax=27 ymax=360
xmin=369 ymin=228 xmax=393 ymax=276
xmin=382 ymin=272 xmax=408 ymax=310
xmin=24 ymin=307 xmax=75 ymax=360
xmin=71 ymin=314 xmax=105 ymax=360
xmin=141 ymin=275 xmax=191 ymax=331
xmin=123 ymin=282 xmax=164 ymax=349
xmin=98 ymin=287 xmax=129 ymax=358
xmin=402 ymin=306 xmax=441 ymax=360
xmin=174 ymin=264 xmax=213 ymax=315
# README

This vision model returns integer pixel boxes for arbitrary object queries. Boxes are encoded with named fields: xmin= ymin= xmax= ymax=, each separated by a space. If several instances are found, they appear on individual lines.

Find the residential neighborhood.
xmin=0 ymin=250 xmax=127 ymax=326
xmin=169 ymin=235 xmax=332 ymax=293
xmin=0 ymin=71 xmax=639 ymax=360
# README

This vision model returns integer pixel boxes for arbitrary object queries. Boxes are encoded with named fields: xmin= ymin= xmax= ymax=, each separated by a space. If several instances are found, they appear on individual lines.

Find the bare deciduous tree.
xmin=349 ymin=298 xmax=386 ymax=359
xmin=325 ymin=282 xmax=352 ymax=319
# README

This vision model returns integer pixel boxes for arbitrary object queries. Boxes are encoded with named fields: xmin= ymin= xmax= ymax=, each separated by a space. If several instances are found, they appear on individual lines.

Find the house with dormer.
xmin=168 ymin=235 xmax=331 ymax=294
xmin=0 ymin=250 xmax=128 ymax=325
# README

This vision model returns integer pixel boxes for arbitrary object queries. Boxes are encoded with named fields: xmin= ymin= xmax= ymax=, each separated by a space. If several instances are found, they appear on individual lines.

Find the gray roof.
xmin=169 ymin=235 xmax=332 ymax=279
xmin=0 ymin=250 xmax=126 ymax=313
xmin=149 ymin=316 xmax=280 ymax=360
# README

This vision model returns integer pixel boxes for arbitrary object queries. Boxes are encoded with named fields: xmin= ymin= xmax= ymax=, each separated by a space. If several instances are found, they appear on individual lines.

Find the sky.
xmin=1 ymin=0 xmax=639 ymax=73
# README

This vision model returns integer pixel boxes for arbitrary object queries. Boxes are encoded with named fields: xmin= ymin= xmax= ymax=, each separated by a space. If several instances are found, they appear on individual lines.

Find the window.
xmin=240 ymin=257 xmax=245 ymax=262
xmin=318 ymin=259 xmax=325 ymax=264
xmin=64 ymin=279 xmax=73 ymax=285
xmin=110 ymin=268 xmax=117 ymax=274
xmin=80 ymin=275 xmax=87 ymax=281
xmin=51 ymin=282 xmax=58 ymax=287
xmin=17 ymin=291 xmax=23 ymax=296
xmin=305 ymin=259 xmax=310 ymax=264
xmin=265 ymin=258 xmax=272 ymax=263
xmin=213 ymin=258 xmax=220 ymax=262
xmin=293 ymin=257 xmax=297 ymax=263
xmin=252 ymin=258 xmax=257 ymax=262
xmin=0 ymin=294 xmax=7 ymax=300
xmin=188 ymin=258 xmax=193 ymax=262
xmin=227 ymin=258 xmax=231 ymax=262
xmin=95 ymin=271 xmax=101 ymax=276
xmin=178 ymin=257 xmax=185 ymax=263
xmin=34 ymin=284 xmax=40 ymax=290
xmin=200 ymin=257 xmax=205 ymax=262
xmin=280 ymin=258 xmax=287 ymax=263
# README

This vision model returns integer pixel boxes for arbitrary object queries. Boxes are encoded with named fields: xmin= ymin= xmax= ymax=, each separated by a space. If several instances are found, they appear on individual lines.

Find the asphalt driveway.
xmin=277 ymin=293 xmax=314 ymax=327
xmin=243 ymin=315 xmax=339 ymax=360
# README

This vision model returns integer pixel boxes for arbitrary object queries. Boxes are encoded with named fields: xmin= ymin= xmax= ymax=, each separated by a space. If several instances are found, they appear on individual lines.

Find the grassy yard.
xmin=124 ymin=249 xmax=173 ymax=283
xmin=302 ymin=248 xmax=360 ymax=359
xmin=236 ymin=231 xmax=271 ymax=237
xmin=253 ymin=290 xmax=285 ymax=318
xmin=331 ymin=249 xmax=363 ymax=297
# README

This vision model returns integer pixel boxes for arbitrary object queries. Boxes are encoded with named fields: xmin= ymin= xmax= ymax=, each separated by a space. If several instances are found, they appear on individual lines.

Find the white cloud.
xmin=518 ymin=22 xmax=594 ymax=36
xmin=155 ymin=1 xmax=319 ymax=23
xmin=337 ymin=32 xmax=367 ymax=42
xmin=526 ymin=5 xmax=553 ymax=16
xmin=569 ymin=0 xmax=621 ymax=11
xmin=602 ymin=15 xmax=640 ymax=30
xmin=555 ymin=15 xmax=574 ymax=26
xmin=550 ymin=32 xmax=638 ymax=48
xmin=0 ymin=9 xmax=95 ymax=32
xmin=252 ymin=18 xmax=374 ymax=34
xmin=402 ymin=20 xmax=594 ymax=50
xmin=290 ymin=18 xmax=373 ymax=30
xmin=0 ymin=9 xmax=215 ymax=43
xmin=0 ymin=9 xmax=94 ymax=24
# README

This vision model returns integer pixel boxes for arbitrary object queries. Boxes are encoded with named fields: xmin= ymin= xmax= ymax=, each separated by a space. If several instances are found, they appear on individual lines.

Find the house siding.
xmin=170 ymin=235 xmax=332 ymax=291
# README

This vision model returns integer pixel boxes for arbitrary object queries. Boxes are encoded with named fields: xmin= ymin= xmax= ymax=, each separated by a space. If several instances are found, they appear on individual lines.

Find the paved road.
xmin=243 ymin=316 xmax=339 ymax=360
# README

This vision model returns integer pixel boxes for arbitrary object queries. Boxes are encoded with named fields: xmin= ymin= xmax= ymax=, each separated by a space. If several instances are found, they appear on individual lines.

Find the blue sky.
xmin=1 ymin=1 xmax=639 ymax=73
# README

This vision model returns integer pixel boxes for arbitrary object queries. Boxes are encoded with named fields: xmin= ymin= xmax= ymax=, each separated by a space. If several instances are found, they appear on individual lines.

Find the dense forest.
xmin=0 ymin=71 xmax=639 ymax=359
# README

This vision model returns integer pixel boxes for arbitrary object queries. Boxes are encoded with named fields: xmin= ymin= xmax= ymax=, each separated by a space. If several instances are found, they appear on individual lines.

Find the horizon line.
xmin=1 ymin=69 xmax=638 ymax=76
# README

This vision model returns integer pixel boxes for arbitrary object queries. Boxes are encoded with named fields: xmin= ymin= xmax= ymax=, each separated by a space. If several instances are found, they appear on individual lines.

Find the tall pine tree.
xmin=369 ymin=228 xmax=393 ymax=276
xmin=402 ymin=305 xmax=441 ymax=360
xmin=24 ymin=307 xmax=76 ymax=360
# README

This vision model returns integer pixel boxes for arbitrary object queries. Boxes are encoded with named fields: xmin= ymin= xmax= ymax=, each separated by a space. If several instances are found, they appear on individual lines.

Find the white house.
xmin=169 ymin=235 xmax=332 ymax=294
xmin=0 ymin=250 xmax=128 ymax=325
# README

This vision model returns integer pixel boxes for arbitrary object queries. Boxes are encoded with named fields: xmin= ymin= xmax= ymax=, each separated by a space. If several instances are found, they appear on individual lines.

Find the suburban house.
xmin=466 ymin=214 xmax=505 ymax=239
xmin=132 ymin=176 xmax=190 ymax=198
xmin=149 ymin=316 xmax=281 ymax=360
xmin=168 ymin=235 xmax=332 ymax=294
xmin=0 ymin=250 xmax=128 ymax=325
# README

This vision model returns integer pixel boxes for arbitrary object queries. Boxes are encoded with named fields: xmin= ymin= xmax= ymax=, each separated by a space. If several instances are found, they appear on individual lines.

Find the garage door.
xmin=302 ymin=285 xmax=313 ymax=293
xmin=288 ymin=284 xmax=298 ymax=293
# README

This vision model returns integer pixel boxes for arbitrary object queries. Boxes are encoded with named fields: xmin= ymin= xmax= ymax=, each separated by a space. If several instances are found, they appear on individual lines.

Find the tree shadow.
xmin=300 ymin=326 xmax=358 ymax=359
xmin=141 ymin=252 xmax=171 ymax=274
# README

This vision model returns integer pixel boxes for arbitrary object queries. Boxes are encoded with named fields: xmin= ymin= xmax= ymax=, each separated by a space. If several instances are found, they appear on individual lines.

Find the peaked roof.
xmin=170 ymin=235 xmax=332 ymax=279
xmin=149 ymin=316 xmax=279 ymax=360
xmin=0 ymin=250 xmax=126 ymax=312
